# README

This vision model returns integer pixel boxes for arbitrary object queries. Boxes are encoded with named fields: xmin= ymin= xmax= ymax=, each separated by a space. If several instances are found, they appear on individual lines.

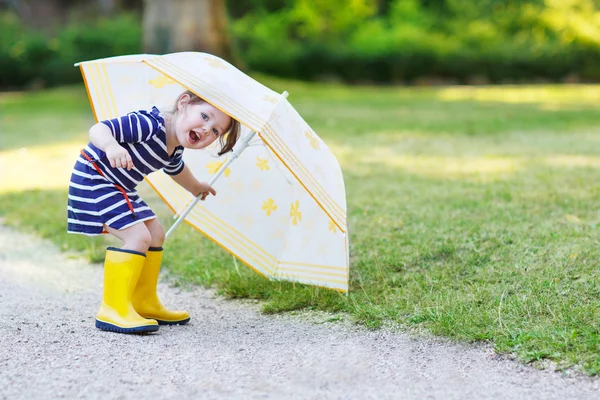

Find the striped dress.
xmin=67 ymin=106 xmax=184 ymax=236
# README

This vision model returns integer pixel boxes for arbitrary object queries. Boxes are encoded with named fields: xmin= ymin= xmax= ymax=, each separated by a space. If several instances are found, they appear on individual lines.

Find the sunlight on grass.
xmin=0 ymin=141 xmax=81 ymax=193
xmin=333 ymin=144 xmax=522 ymax=181
xmin=438 ymin=85 xmax=600 ymax=106
xmin=544 ymin=155 xmax=600 ymax=168
xmin=0 ymin=91 xmax=26 ymax=105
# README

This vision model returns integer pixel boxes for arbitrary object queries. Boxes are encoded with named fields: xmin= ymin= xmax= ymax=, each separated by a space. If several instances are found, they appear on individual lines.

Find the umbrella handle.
xmin=165 ymin=90 xmax=289 ymax=239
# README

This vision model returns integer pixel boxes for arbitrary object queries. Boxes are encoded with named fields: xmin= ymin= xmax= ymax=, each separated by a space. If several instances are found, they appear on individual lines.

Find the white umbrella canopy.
xmin=77 ymin=52 xmax=349 ymax=292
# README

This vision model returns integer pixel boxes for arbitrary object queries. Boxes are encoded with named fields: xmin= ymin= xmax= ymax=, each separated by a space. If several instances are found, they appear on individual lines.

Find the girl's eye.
xmin=201 ymin=113 xmax=208 ymax=121
xmin=212 ymin=128 xmax=219 ymax=136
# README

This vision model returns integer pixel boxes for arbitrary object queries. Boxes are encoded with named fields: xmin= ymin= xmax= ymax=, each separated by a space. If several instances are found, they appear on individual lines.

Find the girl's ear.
xmin=177 ymin=94 xmax=191 ymax=111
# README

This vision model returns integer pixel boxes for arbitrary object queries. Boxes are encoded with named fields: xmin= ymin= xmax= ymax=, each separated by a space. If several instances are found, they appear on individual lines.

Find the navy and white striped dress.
xmin=67 ymin=106 xmax=184 ymax=236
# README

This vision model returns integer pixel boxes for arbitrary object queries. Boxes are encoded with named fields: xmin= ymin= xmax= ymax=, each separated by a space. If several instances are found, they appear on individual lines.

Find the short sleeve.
xmin=100 ymin=109 xmax=161 ymax=144
xmin=163 ymin=147 xmax=185 ymax=176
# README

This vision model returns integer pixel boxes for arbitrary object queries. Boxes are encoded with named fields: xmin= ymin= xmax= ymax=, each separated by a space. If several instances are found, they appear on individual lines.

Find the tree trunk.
xmin=143 ymin=0 xmax=235 ymax=62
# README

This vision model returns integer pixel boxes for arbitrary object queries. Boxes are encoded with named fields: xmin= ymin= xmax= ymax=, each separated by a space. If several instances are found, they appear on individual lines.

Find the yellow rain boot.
xmin=96 ymin=247 xmax=159 ymax=334
xmin=132 ymin=247 xmax=190 ymax=325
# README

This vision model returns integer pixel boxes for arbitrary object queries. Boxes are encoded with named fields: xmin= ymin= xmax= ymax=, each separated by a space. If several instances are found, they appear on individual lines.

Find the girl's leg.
xmin=104 ymin=222 xmax=152 ymax=254
xmin=133 ymin=218 xmax=189 ymax=325
xmin=144 ymin=218 xmax=165 ymax=248
xmin=96 ymin=221 xmax=159 ymax=334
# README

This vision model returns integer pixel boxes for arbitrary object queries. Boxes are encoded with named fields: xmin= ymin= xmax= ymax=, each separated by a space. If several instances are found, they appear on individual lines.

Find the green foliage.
xmin=4 ymin=0 xmax=600 ymax=86
xmin=0 ymin=12 xmax=54 ymax=87
xmin=231 ymin=0 xmax=600 ymax=83
xmin=0 ymin=11 xmax=141 ymax=88
xmin=43 ymin=13 xmax=142 ymax=86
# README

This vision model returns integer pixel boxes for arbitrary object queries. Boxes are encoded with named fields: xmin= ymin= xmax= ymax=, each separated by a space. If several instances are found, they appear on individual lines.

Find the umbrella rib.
xmin=145 ymin=57 xmax=267 ymax=130
xmin=259 ymin=132 xmax=346 ymax=233
xmin=260 ymin=124 xmax=346 ymax=222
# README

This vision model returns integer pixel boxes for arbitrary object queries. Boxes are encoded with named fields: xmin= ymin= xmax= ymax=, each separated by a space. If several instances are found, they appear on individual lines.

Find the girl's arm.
xmin=89 ymin=122 xmax=134 ymax=170
xmin=169 ymin=164 xmax=216 ymax=200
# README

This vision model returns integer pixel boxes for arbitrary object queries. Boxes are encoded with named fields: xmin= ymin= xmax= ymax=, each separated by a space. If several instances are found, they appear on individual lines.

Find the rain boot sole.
xmin=95 ymin=319 xmax=159 ymax=334
xmin=156 ymin=317 xmax=190 ymax=326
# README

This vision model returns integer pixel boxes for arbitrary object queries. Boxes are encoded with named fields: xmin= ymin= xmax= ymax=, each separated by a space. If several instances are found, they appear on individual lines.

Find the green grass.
xmin=0 ymin=86 xmax=93 ymax=150
xmin=3 ymin=81 xmax=600 ymax=374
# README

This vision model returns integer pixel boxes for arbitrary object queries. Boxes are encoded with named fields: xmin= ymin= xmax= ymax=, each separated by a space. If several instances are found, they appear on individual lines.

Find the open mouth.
xmin=189 ymin=130 xmax=201 ymax=144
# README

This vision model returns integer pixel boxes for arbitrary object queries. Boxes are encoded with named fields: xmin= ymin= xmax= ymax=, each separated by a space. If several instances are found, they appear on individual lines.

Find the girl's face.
xmin=174 ymin=95 xmax=232 ymax=149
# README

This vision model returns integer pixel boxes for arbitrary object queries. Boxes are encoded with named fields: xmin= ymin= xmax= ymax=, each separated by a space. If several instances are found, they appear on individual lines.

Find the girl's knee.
xmin=137 ymin=230 xmax=153 ymax=251
xmin=105 ymin=223 xmax=152 ymax=253
xmin=123 ymin=229 xmax=151 ymax=253
xmin=151 ymin=223 xmax=165 ymax=247
xmin=144 ymin=219 xmax=165 ymax=247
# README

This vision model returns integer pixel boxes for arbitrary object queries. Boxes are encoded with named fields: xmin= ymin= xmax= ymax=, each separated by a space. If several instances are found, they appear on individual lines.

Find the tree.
xmin=143 ymin=0 xmax=235 ymax=62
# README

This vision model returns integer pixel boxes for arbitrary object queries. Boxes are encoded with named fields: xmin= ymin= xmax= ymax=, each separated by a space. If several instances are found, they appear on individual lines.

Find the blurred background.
xmin=2 ymin=0 xmax=600 ymax=89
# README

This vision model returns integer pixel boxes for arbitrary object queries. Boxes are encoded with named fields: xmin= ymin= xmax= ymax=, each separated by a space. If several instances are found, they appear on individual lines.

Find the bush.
xmin=0 ymin=12 xmax=55 ymax=88
xmin=4 ymin=0 xmax=600 ymax=87
xmin=231 ymin=0 xmax=600 ymax=84
xmin=0 ymin=12 xmax=141 ymax=89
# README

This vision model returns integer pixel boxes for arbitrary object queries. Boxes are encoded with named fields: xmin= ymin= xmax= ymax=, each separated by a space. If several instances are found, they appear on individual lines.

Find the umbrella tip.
xmin=282 ymin=91 xmax=289 ymax=98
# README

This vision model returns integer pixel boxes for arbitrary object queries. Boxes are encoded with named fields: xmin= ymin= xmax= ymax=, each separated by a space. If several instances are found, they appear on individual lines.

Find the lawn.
xmin=2 ymin=80 xmax=600 ymax=373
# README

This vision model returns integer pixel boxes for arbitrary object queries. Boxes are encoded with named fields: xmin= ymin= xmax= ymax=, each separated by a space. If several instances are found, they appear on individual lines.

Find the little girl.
xmin=67 ymin=90 xmax=241 ymax=334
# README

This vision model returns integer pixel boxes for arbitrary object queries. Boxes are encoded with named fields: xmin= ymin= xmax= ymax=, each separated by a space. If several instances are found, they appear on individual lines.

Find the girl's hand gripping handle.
xmin=194 ymin=181 xmax=216 ymax=200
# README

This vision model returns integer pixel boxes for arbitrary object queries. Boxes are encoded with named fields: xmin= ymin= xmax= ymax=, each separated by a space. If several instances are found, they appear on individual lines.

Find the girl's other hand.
xmin=195 ymin=181 xmax=216 ymax=200
xmin=105 ymin=143 xmax=134 ymax=170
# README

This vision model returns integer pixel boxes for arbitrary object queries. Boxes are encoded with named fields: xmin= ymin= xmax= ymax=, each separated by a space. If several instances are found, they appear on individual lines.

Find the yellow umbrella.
xmin=76 ymin=52 xmax=349 ymax=292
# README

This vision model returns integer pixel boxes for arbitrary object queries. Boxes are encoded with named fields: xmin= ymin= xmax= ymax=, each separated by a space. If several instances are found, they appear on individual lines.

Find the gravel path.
xmin=0 ymin=225 xmax=598 ymax=399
